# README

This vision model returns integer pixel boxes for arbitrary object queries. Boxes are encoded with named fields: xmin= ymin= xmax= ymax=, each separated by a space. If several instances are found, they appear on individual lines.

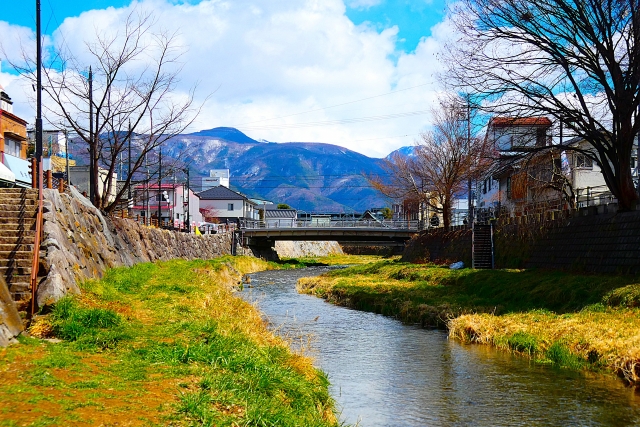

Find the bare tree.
xmin=8 ymin=11 xmax=201 ymax=211
xmin=372 ymin=98 xmax=491 ymax=229
xmin=443 ymin=0 xmax=640 ymax=210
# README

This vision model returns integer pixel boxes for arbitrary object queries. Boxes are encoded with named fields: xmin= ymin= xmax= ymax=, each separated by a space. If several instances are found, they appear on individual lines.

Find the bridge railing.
xmin=241 ymin=219 xmax=421 ymax=230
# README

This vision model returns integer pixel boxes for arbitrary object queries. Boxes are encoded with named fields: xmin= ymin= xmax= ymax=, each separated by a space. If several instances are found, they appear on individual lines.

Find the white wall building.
xmin=131 ymin=183 xmax=203 ymax=229
xmin=477 ymin=117 xmax=553 ymax=210
xmin=197 ymin=185 xmax=258 ymax=224
xmin=565 ymin=136 xmax=639 ymax=207
xmin=201 ymin=169 xmax=230 ymax=191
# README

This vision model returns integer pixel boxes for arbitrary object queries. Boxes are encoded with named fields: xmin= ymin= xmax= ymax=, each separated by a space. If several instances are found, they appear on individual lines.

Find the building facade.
xmin=0 ymin=87 xmax=30 ymax=188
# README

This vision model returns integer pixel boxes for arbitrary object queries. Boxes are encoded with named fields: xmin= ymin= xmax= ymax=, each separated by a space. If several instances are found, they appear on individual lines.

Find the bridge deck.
xmin=240 ymin=221 xmax=418 ymax=244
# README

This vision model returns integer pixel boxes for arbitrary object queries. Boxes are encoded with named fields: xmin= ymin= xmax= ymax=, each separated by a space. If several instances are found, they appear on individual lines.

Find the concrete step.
xmin=0 ymin=196 xmax=38 ymax=205
xmin=0 ymin=221 xmax=38 ymax=230
xmin=0 ymin=191 xmax=38 ymax=200
xmin=0 ymin=243 xmax=34 ymax=252
xmin=5 ymin=273 xmax=31 ymax=286
xmin=0 ymin=258 xmax=33 ymax=268
xmin=0 ymin=210 xmax=38 ymax=219
xmin=0 ymin=250 xmax=33 ymax=260
xmin=0 ymin=230 xmax=38 ymax=239
xmin=0 ymin=236 xmax=36 ymax=246
xmin=0 ymin=265 xmax=32 ymax=277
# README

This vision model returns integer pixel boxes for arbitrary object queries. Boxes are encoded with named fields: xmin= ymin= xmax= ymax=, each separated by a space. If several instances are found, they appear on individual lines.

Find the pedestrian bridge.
xmin=239 ymin=219 xmax=420 ymax=247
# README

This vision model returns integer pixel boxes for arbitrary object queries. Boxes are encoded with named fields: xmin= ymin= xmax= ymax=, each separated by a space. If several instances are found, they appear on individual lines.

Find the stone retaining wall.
xmin=527 ymin=210 xmax=640 ymax=274
xmin=274 ymin=241 xmax=343 ymax=258
xmin=401 ymin=209 xmax=640 ymax=274
xmin=37 ymin=188 xmax=236 ymax=306
xmin=0 ymin=275 xmax=23 ymax=347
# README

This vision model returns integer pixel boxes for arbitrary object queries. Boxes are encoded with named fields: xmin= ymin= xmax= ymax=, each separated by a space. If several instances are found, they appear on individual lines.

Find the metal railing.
xmin=241 ymin=219 xmax=421 ymax=230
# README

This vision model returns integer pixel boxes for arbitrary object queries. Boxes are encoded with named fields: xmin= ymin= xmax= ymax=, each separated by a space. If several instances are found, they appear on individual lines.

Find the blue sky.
xmin=3 ymin=0 xmax=445 ymax=53
xmin=0 ymin=0 xmax=452 ymax=157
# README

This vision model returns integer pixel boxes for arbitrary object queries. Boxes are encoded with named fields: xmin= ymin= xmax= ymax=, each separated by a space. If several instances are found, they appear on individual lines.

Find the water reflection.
xmin=241 ymin=268 xmax=640 ymax=427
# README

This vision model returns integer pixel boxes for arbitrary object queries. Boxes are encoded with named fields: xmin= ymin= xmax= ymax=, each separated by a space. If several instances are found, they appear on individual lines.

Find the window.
xmin=506 ymin=177 xmax=512 ymax=199
xmin=536 ymin=129 xmax=547 ymax=147
xmin=482 ymin=180 xmax=487 ymax=194
xmin=575 ymin=154 xmax=593 ymax=169
xmin=4 ymin=137 xmax=21 ymax=157
xmin=228 ymin=203 xmax=234 ymax=211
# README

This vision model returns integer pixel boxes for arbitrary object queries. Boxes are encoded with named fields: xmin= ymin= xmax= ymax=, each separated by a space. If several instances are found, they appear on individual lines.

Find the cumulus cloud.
xmin=1 ymin=0 xmax=455 ymax=158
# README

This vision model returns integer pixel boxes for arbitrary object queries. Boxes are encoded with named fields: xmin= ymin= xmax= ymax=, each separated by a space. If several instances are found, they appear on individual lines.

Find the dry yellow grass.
xmin=449 ymin=309 xmax=640 ymax=383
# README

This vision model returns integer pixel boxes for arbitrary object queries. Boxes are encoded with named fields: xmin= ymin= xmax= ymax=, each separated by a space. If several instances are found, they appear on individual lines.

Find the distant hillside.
xmin=187 ymin=127 xmax=259 ymax=144
xmin=67 ymin=127 xmax=399 ymax=212
xmin=163 ymin=128 xmax=391 ymax=212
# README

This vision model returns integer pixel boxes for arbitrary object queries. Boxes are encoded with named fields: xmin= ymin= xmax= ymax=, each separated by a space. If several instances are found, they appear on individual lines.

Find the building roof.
xmin=264 ymin=209 xmax=297 ymax=219
xmin=198 ymin=185 xmax=248 ymax=201
xmin=490 ymin=117 xmax=552 ymax=128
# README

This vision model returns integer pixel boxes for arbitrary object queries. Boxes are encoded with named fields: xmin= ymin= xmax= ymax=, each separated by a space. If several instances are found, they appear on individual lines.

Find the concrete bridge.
xmin=238 ymin=219 xmax=420 ymax=251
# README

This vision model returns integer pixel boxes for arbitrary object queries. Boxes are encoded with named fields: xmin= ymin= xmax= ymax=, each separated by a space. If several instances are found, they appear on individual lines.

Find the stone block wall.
xmin=401 ymin=209 xmax=640 ymax=274
xmin=0 ymin=275 xmax=23 ymax=347
xmin=527 ymin=211 xmax=640 ymax=274
xmin=38 ymin=188 xmax=235 ymax=306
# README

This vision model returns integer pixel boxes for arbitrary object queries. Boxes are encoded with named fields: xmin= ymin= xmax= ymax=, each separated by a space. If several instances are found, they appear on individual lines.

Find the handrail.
xmin=30 ymin=159 xmax=44 ymax=317
xmin=241 ymin=219 xmax=421 ymax=230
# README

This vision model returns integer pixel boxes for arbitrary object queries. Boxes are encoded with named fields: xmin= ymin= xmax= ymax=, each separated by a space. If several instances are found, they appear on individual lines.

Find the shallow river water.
xmin=240 ymin=267 xmax=640 ymax=427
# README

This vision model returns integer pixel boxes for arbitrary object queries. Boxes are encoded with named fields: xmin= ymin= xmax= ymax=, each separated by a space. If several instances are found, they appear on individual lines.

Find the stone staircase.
xmin=0 ymin=188 xmax=40 ymax=308
xmin=472 ymin=223 xmax=494 ymax=269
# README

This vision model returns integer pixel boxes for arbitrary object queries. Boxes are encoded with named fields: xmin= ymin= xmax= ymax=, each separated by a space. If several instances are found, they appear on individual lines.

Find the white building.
xmin=197 ymin=185 xmax=258 ymax=225
xmin=68 ymin=165 xmax=118 ymax=203
xmin=131 ymin=183 xmax=203 ymax=229
xmin=565 ymin=136 xmax=639 ymax=207
xmin=201 ymin=169 xmax=230 ymax=191
xmin=477 ymin=117 xmax=554 ymax=211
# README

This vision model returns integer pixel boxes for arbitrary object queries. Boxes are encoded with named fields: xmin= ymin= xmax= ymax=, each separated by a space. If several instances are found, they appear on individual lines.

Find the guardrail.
xmin=241 ymin=219 xmax=421 ymax=230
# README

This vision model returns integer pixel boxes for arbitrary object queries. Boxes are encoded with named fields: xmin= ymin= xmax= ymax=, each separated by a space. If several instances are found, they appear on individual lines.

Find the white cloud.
xmin=2 ymin=0 xmax=455 ymax=158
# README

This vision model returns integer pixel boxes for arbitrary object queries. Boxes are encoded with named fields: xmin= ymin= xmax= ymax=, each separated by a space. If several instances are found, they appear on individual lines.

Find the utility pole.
xmin=127 ymin=119 xmax=132 ymax=209
xmin=88 ymin=66 xmax=95 ymax=204
xmin=64 ymin=129 xmax=69 ymax=181
xmin=35 ymin=0 xmax=43 ymax=188
xmin=157 ymin=146 xmax=162 ymax=225
xmin=186 ymin=167 xmax=190 ymax=232
xmin=466 ymin=96 xmax=472 ymax=226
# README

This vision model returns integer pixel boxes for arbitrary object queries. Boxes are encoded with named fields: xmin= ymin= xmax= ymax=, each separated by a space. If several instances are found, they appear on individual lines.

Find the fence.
xmin=241 ymin=218 xmax=421 ymax=230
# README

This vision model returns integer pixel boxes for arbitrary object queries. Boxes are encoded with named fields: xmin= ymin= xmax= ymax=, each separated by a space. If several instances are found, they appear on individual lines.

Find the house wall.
xmin=0 ymin=111 xmax=28 ymax=160
xmin=200 ymin=198 xmax=246 ymax=220
xmin=68 ymin=166 xmax=118 ymax=203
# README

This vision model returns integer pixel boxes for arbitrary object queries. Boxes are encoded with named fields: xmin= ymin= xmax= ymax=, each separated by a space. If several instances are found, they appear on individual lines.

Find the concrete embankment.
xmin=274 ymin=241 xmax=343 ymax=258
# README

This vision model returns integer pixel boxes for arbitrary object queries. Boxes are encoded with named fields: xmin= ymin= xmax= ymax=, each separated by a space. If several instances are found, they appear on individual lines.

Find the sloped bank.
xmin=1 ymin=257 xmax=338 ymax=426
xmin=37 ymin=188 xmax=239 ymax=307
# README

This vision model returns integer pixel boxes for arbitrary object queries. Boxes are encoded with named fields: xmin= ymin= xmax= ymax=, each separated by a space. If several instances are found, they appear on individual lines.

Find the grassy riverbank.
xmin=0 ymin=256 xmax=338 ymax=427
xmin=297 ymin=260 xmax=640 ymax=383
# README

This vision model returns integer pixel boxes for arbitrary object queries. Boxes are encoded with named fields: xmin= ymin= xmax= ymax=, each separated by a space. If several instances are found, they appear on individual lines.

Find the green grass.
xmin=300 ymin=260 xmax=640 ymax=319
xmin=0 ymin=256 xmax=338 ymax=427
xmin=298 ymin=259 xmax=640 ymax=383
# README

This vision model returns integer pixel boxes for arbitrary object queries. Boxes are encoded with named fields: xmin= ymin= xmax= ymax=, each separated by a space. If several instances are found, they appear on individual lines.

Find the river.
xmin=240 ymin=267 xmax=640 ymax=427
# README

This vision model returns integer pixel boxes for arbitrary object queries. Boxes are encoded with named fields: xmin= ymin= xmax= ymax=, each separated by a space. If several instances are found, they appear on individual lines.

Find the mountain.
xmin=164 ymin=128 xmax=390 ymax=212
xmin=386 ymin=145 xmax=415 ymax=160
xmin=187 ymin=127 xmax=260 ymax=144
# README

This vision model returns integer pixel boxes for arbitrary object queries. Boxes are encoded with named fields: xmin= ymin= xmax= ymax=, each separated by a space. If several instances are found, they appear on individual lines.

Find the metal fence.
xmin=241 ymin=218 xmax=421 ymax=230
